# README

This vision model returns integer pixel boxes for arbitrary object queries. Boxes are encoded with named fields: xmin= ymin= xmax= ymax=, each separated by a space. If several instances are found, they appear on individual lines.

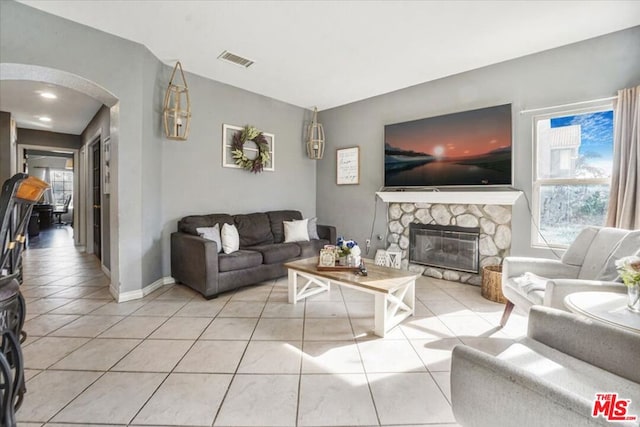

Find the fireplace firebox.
xmin=409 ymin=224 xmax=480 ymax=273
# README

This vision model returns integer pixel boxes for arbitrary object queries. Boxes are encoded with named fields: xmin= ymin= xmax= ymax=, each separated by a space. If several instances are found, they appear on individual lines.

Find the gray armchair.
xmin=451 ymin=306 xmax=640 ymax=427
xmin=500 ymin=226 xmax=640 ymax=326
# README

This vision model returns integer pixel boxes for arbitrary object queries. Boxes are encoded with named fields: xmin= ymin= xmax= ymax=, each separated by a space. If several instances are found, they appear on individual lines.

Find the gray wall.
xmin=18 ymin=128 xmax=82 ymax=150
xmin=1 ymin=1 xmax=316 ymax=290
xmin=317 ymin=26 xmax=640 ymax=259
xmin=160 ymin=69 xmax=316 ymax=276
xmin=0 ymin=111 xmax=16 ymax=184
xmin=81 ymin=106 xmax=111 ymax=270
xmin=1 ymin=0 xmax=153 ymax=293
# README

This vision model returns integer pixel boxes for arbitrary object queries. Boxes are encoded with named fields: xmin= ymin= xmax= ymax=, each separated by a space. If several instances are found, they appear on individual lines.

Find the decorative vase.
xmin=338 ymin=256 xmax=347 ymax=266
xmin=628 ymin=283 xmax=640 ymax=313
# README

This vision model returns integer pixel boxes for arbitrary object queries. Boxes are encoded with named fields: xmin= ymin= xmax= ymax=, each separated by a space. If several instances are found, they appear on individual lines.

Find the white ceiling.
xmin=0 ymin=80 xmax=102 ymax=134
xmin=16 ymin=1 xmax=640 ymax=110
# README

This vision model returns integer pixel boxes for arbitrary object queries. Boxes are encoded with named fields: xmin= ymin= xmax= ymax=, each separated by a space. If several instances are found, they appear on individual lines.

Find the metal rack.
xmin=0 ymin=174 xmax=49 ymax=426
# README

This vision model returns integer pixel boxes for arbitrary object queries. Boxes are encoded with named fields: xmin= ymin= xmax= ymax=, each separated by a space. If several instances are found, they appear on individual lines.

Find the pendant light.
xmin=162 ymin=61 xmax=191 ymax=140
xmin=306 ymin=107 xmax=325 ymax=159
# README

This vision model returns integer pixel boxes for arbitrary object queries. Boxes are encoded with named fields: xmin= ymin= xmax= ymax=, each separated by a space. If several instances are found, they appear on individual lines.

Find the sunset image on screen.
xmin=384 ymin=104 xmax=512 ymax=187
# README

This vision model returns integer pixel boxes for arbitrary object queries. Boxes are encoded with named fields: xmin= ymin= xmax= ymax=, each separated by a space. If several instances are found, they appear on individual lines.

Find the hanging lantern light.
xmin=163 ymin=61 xmax=191 ymax=140
xmin=306 ymin=107 xmax=325 ymax=160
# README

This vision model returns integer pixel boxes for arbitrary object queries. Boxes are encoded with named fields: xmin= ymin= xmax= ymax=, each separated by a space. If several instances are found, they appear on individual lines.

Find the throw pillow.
xmin=196 ymin=224 xmax=222 ymax=253
xmin=307 ymin=217 xmax=320 ymax=240
xmin=221 ymin=223 xmax=240 ymax=254
xmin=284 ymin=218 xmax=310 ymax=243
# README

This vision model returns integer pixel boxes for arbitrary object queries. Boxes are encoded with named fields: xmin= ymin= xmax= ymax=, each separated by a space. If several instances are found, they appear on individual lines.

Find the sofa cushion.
xmin=296 ymin=239 xmax=330 ymax=259
xmin=234 ymin=213 xmax=274 ymax=247
xmin=267 ymin=210 xmax=303 ymax=243
xmin=561 ymin=226 xmax=598 ymax=267
xmin=179 ymin=214 xmax=234 ymax=236
xmin=497 ymin=338 xmax=640 ymax=412
xmin=578 ymin=227 xmax=631 ymax=279
xmin=596 ymin=230 xmax=640 ymax=281
xmin=218 ymin=250 xmax=263 ymax=272
xmin=248 ymin=243 xmax=301 ymax=264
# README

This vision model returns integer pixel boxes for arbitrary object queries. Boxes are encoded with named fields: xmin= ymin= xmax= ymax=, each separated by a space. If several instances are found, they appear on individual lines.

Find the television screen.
xmin=384 ymin=104 xmax=512 ymax=188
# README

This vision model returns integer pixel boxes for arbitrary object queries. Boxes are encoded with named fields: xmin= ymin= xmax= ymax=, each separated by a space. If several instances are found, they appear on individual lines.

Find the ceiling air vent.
xmin=217 ymin=50 xmax=254 ymax=68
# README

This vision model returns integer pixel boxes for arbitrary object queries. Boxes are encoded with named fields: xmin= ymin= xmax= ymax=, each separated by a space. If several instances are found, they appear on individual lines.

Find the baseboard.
xmin=116 ymin=276 xmax=176 ymax=303
xmin=101 ymin=264 xmax=111 ymax=278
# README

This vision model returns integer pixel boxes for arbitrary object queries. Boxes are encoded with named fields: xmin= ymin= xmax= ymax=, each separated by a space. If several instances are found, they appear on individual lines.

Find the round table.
xmin=564 ymin=291 xmax=640 ymax=334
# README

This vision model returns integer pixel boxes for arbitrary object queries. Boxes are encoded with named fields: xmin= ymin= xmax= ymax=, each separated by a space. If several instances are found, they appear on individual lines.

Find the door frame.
xmin=17 ymin=143 xmax=81 ymax=246
xmin=85 ymin=135 xmax=104 ymax=264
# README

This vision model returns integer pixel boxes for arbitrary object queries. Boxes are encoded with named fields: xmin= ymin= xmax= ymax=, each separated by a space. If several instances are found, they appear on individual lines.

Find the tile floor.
xmin=16 ymin=236 xmax=529 ymax=427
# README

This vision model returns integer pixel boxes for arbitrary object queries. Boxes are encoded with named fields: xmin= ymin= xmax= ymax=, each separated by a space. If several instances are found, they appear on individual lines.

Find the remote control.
xmin=359 ymin=264 xmax=368 ymax=276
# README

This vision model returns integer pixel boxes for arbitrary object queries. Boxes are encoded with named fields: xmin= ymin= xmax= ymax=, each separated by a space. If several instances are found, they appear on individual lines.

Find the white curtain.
xmin=606 ymin=85 xmax=640 ymax=230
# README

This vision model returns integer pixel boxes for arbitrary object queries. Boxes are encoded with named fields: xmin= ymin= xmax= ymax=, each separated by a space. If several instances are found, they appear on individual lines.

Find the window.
xmin=50 ymin=169 xmax=73 ymax=206
xmin=533 ymin=106 xmax=614 ymax=247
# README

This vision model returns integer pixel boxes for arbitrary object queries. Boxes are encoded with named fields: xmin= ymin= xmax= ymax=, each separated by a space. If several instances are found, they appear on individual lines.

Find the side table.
xmin=564 ymin=291 xmax=640 ymax=334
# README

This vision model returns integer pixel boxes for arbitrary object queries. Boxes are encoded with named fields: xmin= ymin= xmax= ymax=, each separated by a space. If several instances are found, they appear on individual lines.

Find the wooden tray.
xmin=317 ymin=261 xmax=364 ymax=272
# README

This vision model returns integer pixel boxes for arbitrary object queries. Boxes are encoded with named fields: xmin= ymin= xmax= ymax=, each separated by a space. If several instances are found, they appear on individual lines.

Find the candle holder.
xmin=163 ymin=61 xmax=191 ymax=140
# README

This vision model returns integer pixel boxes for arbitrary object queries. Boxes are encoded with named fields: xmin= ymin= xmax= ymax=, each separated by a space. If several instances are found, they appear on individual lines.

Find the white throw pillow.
xmin=196 ymin=224 xmax=222 ymax=253
xmin=284 ymin=218 xmax=310 ymax=243
xmin=306 ymin=217 xmax=320 ymax=240
xmin=221 ymin=223 xmax=240 ymax=254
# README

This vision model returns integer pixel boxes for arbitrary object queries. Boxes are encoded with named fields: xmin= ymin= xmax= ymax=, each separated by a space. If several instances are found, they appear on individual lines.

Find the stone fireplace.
xmin=386 ymin=201 xmax=513 ymax=285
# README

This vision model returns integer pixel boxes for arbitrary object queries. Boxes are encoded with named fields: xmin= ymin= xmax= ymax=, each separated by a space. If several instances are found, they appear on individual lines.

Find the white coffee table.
xmin=564 ymin=291 xmax=640 ymax=334
xmin=284 ymin=257 xmax=419 ymax=337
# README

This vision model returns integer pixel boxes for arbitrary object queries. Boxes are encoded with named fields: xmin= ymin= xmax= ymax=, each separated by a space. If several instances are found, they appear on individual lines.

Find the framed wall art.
xmin=222 ymin=124 xmax=275 ymax=171
xmin=336 ymin=146 xmax=359 ymax=185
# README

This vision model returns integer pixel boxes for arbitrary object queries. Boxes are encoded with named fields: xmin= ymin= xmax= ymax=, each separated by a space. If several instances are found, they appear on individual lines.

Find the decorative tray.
xmin=317 ymin=261 xmax=365 ymax=272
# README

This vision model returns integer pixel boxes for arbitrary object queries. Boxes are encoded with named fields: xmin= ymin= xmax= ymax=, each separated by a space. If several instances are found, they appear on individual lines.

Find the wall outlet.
xmin=365 ymin=239 xmax=371 ymax=253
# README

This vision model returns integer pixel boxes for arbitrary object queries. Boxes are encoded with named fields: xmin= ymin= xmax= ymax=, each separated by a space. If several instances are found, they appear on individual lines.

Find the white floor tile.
xmin=368 ymin=372 xmax=456 ymax=424
xmin=52 ymin=372 xmax=166 ymax=424
xmin=51 ymin=338 xmax=141 ymax=371
xmin=18 ymin=370 xmax=102 ymax=422
xmin=252 ymin=318 xmax=304 ymax=340
xmin=237 ymin=340 xmax=302 ymax=374
xmin=133 ymin=373 xmax=232 ymax=426
xmin=175 ymin=340 xmax=248 ymax=373
xmin=149 ymin=316 xmax=212 ymax=339
xmin=301 ymin=340 xmax=364 ymax=374
xmin=200 ymin=317 xmax=258 ymax=340
xmin=214 ymin=374 xmax=298 ymax=426
xmin=358 ymin=339 xmax=426 ymax=373
xmin=298 ymin=373 xmax=378 ymax=426
xmin=112 ymin=339 xmax=193 ymax=372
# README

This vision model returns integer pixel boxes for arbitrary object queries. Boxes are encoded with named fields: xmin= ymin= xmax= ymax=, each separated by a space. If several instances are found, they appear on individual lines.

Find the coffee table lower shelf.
xmin=285 ymin=259 xmax=418 ymax=338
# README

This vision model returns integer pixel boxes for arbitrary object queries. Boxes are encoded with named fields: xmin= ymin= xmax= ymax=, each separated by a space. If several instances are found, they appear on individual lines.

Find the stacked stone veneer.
xmin=387 ymin=203 xmax=512 ymax=286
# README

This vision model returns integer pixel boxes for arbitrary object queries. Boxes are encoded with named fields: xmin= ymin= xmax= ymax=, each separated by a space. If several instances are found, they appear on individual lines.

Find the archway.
xmin=0 ymin=63 xmax=121 ymax=298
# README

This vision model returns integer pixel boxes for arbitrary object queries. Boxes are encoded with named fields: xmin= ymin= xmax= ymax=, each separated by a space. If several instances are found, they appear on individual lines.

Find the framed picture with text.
xmin=336 ymin=146 xmax=359 ymax=185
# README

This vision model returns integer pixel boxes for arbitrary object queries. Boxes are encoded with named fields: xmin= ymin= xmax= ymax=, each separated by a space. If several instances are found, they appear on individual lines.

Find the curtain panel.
xmin=606 ymin=85 xmax=640 ymax=230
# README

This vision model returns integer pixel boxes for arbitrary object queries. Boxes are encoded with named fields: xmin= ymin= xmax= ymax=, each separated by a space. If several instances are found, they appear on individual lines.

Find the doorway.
xmin=91 ymin=139 xmax=101 ymax=259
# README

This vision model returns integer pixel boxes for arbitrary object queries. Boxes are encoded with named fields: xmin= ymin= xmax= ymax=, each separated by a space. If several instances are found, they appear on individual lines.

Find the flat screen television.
xmin=384 ymin=103 xmax=512 ymax=188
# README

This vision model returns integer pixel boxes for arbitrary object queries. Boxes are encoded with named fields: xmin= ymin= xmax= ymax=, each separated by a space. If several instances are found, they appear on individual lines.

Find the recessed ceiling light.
xmin=39 ymin=117 xmax=52 ymax=122
xmin=40 ymin=92 xmax=57 ymax=99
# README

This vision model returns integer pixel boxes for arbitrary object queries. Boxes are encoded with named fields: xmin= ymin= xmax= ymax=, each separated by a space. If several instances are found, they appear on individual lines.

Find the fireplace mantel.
xmin=376 ymin=191 xmax=521 ymax=205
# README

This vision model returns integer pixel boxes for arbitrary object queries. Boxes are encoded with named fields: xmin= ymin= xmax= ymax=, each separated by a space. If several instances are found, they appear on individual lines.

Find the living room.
xmin=0 ymin=1 xmax=639 ymax=426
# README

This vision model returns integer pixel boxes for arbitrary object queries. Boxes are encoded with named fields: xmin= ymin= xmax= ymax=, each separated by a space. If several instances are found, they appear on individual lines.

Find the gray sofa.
xmin=171 ymin=210 xmax=336 ymax=299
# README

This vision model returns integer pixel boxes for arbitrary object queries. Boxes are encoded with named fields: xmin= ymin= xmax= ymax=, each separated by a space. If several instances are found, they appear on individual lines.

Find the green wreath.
xmin=231 ymin=125 xmax=270 ymax=173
